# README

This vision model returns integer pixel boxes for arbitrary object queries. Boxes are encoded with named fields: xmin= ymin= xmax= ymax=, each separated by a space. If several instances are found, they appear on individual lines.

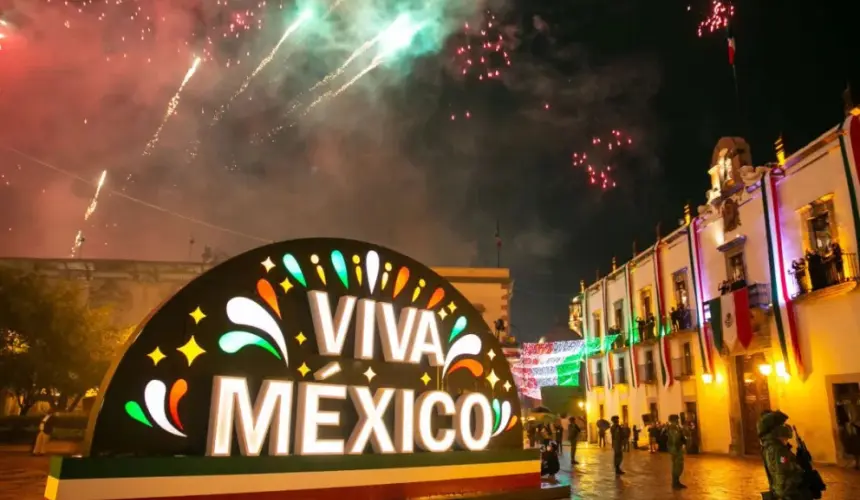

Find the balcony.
xmin=671 ymin=357 xmax=695 ymax=380
xmin=789 ymin=252 xmax=859 ymax=300
xmin=637 ymin=364 xmax=658 ymax=384
xmin=610 ymin=334 xmax=629 ymax=352
xmin=666 ymin=307 xmax=694 ymax=334
xmin=703 ymin=282 xmax=772 ymax=319
xmin=633 ymin=317 xmax=657 ymax=344
xmin=613 ymin=368 xmax=629 ymax=385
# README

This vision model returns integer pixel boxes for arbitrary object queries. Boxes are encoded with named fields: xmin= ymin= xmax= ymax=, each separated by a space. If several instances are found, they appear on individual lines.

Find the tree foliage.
xmin=0 ymin=268 xmax=131 ymax=414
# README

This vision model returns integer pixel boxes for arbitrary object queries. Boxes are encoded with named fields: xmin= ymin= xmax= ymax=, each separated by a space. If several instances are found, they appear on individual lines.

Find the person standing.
xmin=598 ymin=425 xmax=607 ymax=448
xmin=610 ymin=416 xmax=624 ymax=475
xmin=759 ymin=411 xmax=814 ymax=500
xmin=32 ymin=409 xmax=55 ymax=456
xmin=632 ymin=425 xmax=641 ymax=450
xmin=569 ymin=416 xmax=581 ymax=465
xmin=667 ymin=414 xmax=687 ymax=489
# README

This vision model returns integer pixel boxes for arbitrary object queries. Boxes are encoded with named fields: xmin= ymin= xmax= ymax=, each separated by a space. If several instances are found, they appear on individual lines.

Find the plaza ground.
xmin=1 ymin=442 xmax=859 ymax=499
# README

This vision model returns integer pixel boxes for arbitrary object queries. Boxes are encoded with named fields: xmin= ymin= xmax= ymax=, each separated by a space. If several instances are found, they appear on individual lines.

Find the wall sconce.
xmin=775 ymin=361 xmax=790 ymax=381
xmin=702 ymin=373 xmax=713 ymax=384
xmin=577 ymin=400 xmax=585 ymax=409
xmin=758 ymin=364 xmax=773 ymax=376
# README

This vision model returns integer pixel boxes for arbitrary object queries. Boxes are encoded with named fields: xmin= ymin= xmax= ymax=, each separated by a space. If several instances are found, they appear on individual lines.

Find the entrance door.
xmin=833 ymin=383 xmax=860 ymax=461
xmin=737 ymin=353 xmax=772 ymax=455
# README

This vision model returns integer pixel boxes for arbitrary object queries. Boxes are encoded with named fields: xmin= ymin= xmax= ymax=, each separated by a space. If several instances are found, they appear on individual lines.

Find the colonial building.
xmin=573 ymin=108 xmax=860 ymax=466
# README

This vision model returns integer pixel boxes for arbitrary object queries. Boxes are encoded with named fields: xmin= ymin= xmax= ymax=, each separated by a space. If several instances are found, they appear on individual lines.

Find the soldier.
xmin=667 ymin=414 xmax=687 ymax=489
xmin=758 ymin=411 xmax=813 ymax=500
xmin=610 ymin=415 xmax=624 ymax=475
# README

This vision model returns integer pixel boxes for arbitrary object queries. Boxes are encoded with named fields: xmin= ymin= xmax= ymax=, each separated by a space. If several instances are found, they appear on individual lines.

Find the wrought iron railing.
xmin=613 ymin=368 xmax=628 ymax=385
xmin=789 ymin=252 xmax=859 ymax=297
xmin=703 ymin=282 xmax=771 ymax=319
xmin=666 ymin=307 xmax=694 ymax=333
xmin=671 ymin=357 xmax=695 ymax=379
xmin=637 ymin=364 xmax=657 ymax=384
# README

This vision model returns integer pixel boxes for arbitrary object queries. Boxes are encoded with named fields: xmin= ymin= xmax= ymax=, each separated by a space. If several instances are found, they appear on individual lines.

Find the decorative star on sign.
xmin=147 ymin=347 xmax=166 ymax=366
xmin=363 ymin=367 xmax=376 ymax=383
xmin=438 ymin=309 xmax=448 ymax=320
xmin=421 ymin=372 xmax=432 ymax=386
xmin=298 ymin=363 xmax=310 ymax=377
xmin=177 ymin=336 xmax=206 ymax=366
xmin=280 ymin=278 xmax=293 ymax=293
xmin=486 ymin=369 xmax=500 ymax=389
xmin=295 ymin=332 xmax=307 ymax=345
xmin=503 ymin=380 xmax=512 ymax=392
xmin=261 ymin=257 xmax=275 ymax=272
xmin=447 ymin=302 xmax=457 ymax=313
xmin=487 ymin=350 xmax=496 ymax=360
xmin=189 ymin=307 xmax=206 ymax=325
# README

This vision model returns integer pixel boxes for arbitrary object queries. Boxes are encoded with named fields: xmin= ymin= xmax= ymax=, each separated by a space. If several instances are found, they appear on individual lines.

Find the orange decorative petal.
xmin=169 ymin=379 xmax=188 ymax=431
xmin=426 ymin=287 xmax=445 ymax=309
xmin=393 ymin=267 xmax=410 ymax=298
xmin=447 ymin=359 xmax=484 ymax=377
xmin=506 ymin=415 xmax=518 ymax=431
xmin=256 ymin=279 xmax=280 ymax=318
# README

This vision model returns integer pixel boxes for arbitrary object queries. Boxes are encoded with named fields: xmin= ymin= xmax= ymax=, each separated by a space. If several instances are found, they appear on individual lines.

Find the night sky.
xmin=0 ymin=1 xmax=858 ymax=341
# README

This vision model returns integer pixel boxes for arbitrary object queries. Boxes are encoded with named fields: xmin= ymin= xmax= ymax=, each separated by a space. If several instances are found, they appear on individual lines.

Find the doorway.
xmin=834 ymin=382 xmax=860 ymax=462
xmin=736 ymin=353 xmax=772 ymax=455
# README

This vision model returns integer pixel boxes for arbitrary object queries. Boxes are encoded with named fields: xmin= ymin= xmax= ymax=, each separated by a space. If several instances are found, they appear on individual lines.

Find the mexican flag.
xmin=707 ymin=287 xmax=753 ymax=352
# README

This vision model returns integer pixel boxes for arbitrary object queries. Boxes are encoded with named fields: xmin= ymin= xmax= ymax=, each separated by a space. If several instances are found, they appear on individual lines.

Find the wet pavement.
xmin=562 ymin=444 xmax=859 ymax=499
xmin=1 ymin=443 xmax=859 ymax=499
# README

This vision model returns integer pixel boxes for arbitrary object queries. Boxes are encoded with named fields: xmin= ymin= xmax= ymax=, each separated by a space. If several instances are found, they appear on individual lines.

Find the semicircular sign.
xmin=86 ymin=238 xmax=523 ymax=457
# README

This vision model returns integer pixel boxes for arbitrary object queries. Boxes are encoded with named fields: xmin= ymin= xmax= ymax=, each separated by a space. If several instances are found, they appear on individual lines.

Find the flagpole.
xmin=495 ymin=219 xmax=501 ymax=268
xmin=727 ymin=25 xmax=745 ymax=137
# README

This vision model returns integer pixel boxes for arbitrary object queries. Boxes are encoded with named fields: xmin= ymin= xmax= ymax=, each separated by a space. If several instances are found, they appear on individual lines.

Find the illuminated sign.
xmin=85 ymin=239 xmax=522 ymax=457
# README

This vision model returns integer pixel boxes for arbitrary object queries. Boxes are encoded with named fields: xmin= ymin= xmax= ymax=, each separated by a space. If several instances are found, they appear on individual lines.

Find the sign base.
xmin=46 ymin=450 xmax=565 ymax=500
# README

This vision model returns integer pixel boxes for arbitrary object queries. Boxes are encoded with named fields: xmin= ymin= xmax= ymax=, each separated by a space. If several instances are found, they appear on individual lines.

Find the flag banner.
xmin=624 ymin=263 xmax=639 ymax=387
xmin=653 ymin=241 xmax=674 ymax=387
xmin=727 ymin=36 xmax=736 ymax=65
xmin=761 ymin=170 xmax=804 ymax=376
xmin=687 ymin=220 xmax=714 ymax=374
xmin=707 ymin=288 xmax=752 ymax=352
xmin=602 ymin=278 xmax=614 ymax=389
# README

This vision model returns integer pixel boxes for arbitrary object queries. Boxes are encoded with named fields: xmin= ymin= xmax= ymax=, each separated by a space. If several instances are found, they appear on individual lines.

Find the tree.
xmin=0 ymin=268 xmax=130 ymax=414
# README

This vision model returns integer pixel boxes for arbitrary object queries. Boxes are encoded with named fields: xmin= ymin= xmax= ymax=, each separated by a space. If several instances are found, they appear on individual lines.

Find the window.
xmin=645 ymin=350 xmax=656 ymax=381
xmin=617 ymin=355 xmax=627 ymax=383
xmin=593 ymin=310 xmax=602 ymax=338
xmin=649 ymin=402 xmax=659 ymax=422
xmin=683 ymin=342 xmax=693 ymax=375
xmin=801 ymin=195 xmax=838 ymax=254
xmin=725 ymin=248 xmax=747 ymax=283
xmin=672 ymin=269 xmax=690 ymax=308
xmin=599 ymin=404 xmax=605 ymax=420
xmin=613 ymin=299 xmax=625 ymax=332
xmin=639 ymin=287 xmax=653 ymax=318
xmin=621 ymin=405 xmax=629 ymax=424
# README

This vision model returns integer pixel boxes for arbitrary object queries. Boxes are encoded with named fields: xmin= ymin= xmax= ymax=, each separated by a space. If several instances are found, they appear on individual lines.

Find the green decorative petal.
xmin=219 ymin=331 xmax=281 ymax=360
xmin=125 ymin=401 xmax=152 ymax=427
xmin=331 ymin=250 xmax=348 ymax=288
xmin=492 ymin=398 xmax=501 ymax=433
xmin=449 ymin=316 xmax=468 ymax=342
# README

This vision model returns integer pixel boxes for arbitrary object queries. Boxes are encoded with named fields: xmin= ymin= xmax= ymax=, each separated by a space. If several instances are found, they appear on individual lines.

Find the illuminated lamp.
xmin=758 ymin=364 xmax=773 ymax=376
xmin=702 ymin=373 xmax=713 ymax=384
xmin=577 ymin=400 xmax=585 ymax=409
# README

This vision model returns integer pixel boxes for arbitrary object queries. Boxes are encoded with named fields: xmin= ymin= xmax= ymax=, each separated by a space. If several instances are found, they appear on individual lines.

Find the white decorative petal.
xmin=366 ymin=251 xmax=380 ymax=293
xmin=144 ymin=380 xmax=186 ymax=437
xmin=493 ymin=400 xmax=512 ymax=437
xmin=442 ymin=334 xmax=482 ymax=374
xmin=227 ymin=297 xmax=288 ymax=365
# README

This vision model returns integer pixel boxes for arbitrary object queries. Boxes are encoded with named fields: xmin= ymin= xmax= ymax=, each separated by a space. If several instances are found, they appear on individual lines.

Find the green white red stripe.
xmin=602 ymin=277 xmax=614 ymax=389
xmin=652 ymin=241 xmax=673 ymax=387
xmin=581 ymin=291 xmax=591 ymax=391
xmin=687 ymin=219 xmax=714 ymax=374
xmin=45 ymin=451 xmax=543 ymax=500
xmin=624 ymin=263 xmax=639 ymax=387
xmin=761 ymin=170 xmax=804 ymax=377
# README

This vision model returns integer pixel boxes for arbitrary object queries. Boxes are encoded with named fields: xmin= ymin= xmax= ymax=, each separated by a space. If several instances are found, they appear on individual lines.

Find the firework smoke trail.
xmin=142 ymin=57 xmax=202 ymax=156
xmin=83 ymin=170 xmax=107 ymax=220
xmin=211 ymin=10 xmax=314 ymax=124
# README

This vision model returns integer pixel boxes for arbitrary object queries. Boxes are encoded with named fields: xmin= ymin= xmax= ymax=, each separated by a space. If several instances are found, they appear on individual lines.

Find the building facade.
xmin=574 ymin=110 xmax=860 ymax=466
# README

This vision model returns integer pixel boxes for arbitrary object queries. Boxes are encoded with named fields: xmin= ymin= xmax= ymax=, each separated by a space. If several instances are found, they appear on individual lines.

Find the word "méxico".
xmin=206 ymin=377 xmax=493 ymax=456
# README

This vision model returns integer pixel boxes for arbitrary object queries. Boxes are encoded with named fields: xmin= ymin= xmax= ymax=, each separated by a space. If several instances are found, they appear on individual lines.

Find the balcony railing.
xmin=671 ymin=357 xmax=695 ymax=380
xmin=633 ymin=319 xmax=657 ymax=343
xmin=610 ymin=335 xmax=629 ymax=351
xmin=703 ymin=282 xmax=771 ymax=319
xmin=613 ymin=368 xmax=628 ymax=385
xmin=789 ymin=252 xmax=859 ymax=298
xmin=666 ymin=307 xmax=694 ymax=334
xmin=637 ymin=364 xmax=657 ymax=384
xmin=593 ymin=374 xmax=605 ymax=387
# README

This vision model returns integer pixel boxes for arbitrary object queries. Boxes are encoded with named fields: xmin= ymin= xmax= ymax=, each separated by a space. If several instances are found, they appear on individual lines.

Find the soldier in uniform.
xmin=667 ymin=414 xmax=687 ymax=489
xmin=610 ymin=416 xmax=624 ymax=475
xmin=758 ymin=411 xmax=813 ymax=500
